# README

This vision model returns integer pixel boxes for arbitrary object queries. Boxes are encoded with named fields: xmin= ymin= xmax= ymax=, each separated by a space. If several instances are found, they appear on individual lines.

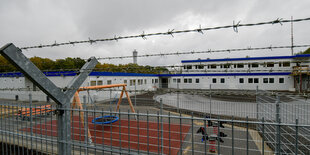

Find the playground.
xmin=0 ymin=84 xmax=273 ymax=154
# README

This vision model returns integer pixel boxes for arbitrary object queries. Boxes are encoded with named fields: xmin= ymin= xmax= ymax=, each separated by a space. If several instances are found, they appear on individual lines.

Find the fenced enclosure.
xmin=0 ymin=88 xmax=310 ymax=155
xmin=1 ymin=16 xmax=310 ymax=155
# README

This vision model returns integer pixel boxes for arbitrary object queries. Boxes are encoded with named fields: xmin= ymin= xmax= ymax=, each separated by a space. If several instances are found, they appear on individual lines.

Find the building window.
xmin=90 ymin=81 xmax=96 ymax=86
xmin=173 ymin=78 xmax=176 ymax=83
xmin=210 ymin=64 xmax=217 ymax=69
xmin=97 ymin=80 xmax=103 ymax=85
xmin=212 ymin=78 xmax=217 ymax=83
xmin=263 ymin=78 xmax=268 ymax=83
xmin=237 ymin=64 xmax=244 ymax=68
xmin=254 ymin=78 xmax=259 ymax=83
xmin=220 ymin=78 xmax=225 ymax=83
xmin=177 ymin=79 xmax=181 ymax=83
xmin=124 ymin=80 xmax=127 ymax=84
xmin=251 ymin=63 xmax=259 ymax=68
xmin=196 ymin=78 xmax=199 ymax=83
xmin=195 ymin=65 xmax=204 ymax=69
xmin=279 ymin=78 xmax=284 ymax=83
xmin=269 ymin=78 xmax=274 ymax=83
xmin=184 ymin=65 xmax=192 ymax=69
xmin=248 ymin=78 xmax=253 ymax=83
xmin=107 ymin=80 xmax=112 ymax=85
xmin=33 ymin=83 xmax=37 ymax=91
xmin=155 ymin=79 xmax=158 ymax=83
xmin=267 ymin=62 xmax=274 ymax=67
xmin=239 ymin=78 xmax=244 ymax=83
xmin=188 ymin=78 xmax=192 ymax=83
xmin=283 ymin=62 xmax=290 ymax=67
xmin=184 ymin=79 xmax=188 ymax=83
xmin=224 ymin=64 xmax=231 ymax=68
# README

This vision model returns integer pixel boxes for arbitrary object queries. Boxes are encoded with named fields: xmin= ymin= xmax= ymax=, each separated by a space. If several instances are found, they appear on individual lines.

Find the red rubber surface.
xmin=21 ymin=116 xmax=190 ymax=155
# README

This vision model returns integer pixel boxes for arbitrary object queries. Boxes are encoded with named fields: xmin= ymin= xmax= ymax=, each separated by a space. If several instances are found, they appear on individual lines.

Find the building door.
xmin=160 ymin=78 xmax=168 ymax=88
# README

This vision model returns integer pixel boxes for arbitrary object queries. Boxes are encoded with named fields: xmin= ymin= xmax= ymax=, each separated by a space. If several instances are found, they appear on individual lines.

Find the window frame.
xmin=220 ymin=78 xmax=225 ymax=83
xmin=239 ymin=78 xmax=244 ymax=83
xmin=212 ymin=78 xmax=217 ymax=83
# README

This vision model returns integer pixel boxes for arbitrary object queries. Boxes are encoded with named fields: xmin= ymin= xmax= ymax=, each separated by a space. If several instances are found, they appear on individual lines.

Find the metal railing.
xmin=0 ymin=89 xmax=310 ymax=155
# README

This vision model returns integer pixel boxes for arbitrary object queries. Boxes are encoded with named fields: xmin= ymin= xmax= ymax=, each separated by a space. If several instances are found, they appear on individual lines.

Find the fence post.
xmin=295 ymin=119 xmax=298 ymax=155
xmin=177 ymin=82 xmax=180 ymax=113
xmin=135 ymin=79 xmax=137 ymax=106
xmin=256 ymin=86 xmax=259 ymax=119
xmin=29 ymin=93 xmax=33 ymax=154
xmin=83 ymin=95 xmax=88 ymax=154
xmin=209 ymin=84 xmax=212 ymax=118
xmin=160 ymin=98 xmax=164 ymax=154
xmin=0 ymin=44 xmax=98 ymax=155
xmin=275 ymin=95 xmax=281 ymax=155
xmin=109 ymin=89 xmax=112 ymax=106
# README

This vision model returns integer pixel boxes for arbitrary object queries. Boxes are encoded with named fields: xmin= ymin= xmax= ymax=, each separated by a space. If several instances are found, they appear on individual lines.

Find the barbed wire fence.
xmin=1 ymin=44 xmax=310 ymax=71
xmin=1 ymin=17 xmax=310 ymax=155
xmin=17 ymin=17 xmax=310 ymax=51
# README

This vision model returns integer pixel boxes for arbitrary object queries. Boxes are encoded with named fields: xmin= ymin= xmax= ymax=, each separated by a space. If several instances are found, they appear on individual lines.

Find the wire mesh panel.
xmin=0 ymin=93 xmax=58 ymax=154
xmin=0 ymin=88 xmax=310 ymax=154
xmin=257 ymin=89 xmax=310 ymax=154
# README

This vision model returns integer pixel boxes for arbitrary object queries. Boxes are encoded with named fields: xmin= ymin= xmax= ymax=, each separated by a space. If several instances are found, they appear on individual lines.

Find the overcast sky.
xmin=0 ymin=0 xmax=310 ymax=66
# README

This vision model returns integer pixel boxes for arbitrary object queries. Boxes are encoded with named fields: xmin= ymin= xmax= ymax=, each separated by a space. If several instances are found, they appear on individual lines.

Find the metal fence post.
xmin=0 ymin=44 xmax=98 ymax=155
xmin=256 ymin=86 xmax=259 ymax=119
xmin=83 ymin=95 xmax=88 ymax=154
xmin=109 ymin=89 xmax=112 ymax=106
xmin=135 ymin=79 xmax=137 ymax=106
xmin=295 ymin=119 xmax=299 ymax=155
xmin=56 ymin=103 xmax=72 ymax=154
xmin=177 ymin=82 xmax=180 ymax=113
xmin=275 ymin=95 xmax=281 ymax=155
xmin=29 ymin=93 xmax=33 ymax=154
xmin=209 ymin=84 xmax=212 ymax=118
xmin=160 ymin=98 xmax=164 ymax=154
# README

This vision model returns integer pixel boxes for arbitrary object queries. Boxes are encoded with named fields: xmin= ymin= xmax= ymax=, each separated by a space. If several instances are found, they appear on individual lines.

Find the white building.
xmin=160 ymin=54 xmax=310 ymax=92
xmin=1 ymin=54 xmax=310 ymax=101
xmin=0 ymin=71 xmax=159 ymax=102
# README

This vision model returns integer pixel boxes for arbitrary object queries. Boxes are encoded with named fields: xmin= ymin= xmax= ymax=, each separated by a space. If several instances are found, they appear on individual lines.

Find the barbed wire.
xmin=97 ymin=44 xmax=310 ymax=60
xmin=18 ymin=17 xmax=310 ymax=50
xmin=1 ymin=55 xmax=309 ymax=71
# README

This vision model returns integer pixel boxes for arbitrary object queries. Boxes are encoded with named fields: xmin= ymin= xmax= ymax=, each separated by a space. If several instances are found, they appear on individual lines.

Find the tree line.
xmin=0 ymin=56 xmax=168 ymax=74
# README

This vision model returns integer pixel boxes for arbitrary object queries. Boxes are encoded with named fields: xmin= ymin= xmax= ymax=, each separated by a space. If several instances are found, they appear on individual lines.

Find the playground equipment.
xmin=15 ymin=105 xmax=54 ymax=121
xmin=92 ymin=115 xmax=119 ymax=125
xmin=71 ymin=83 xmax=136 ymax=143
xmin=197 ymin=117 xmax=227 ymax=153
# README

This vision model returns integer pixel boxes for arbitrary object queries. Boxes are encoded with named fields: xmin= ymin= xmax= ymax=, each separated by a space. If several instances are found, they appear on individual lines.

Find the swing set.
xmin=71 ymin=83 xmax=136 ymax=143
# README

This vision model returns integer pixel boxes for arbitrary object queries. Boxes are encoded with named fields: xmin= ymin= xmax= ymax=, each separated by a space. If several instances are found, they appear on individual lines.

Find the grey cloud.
xmin=0 ymin=0 xmax=310 ymax=66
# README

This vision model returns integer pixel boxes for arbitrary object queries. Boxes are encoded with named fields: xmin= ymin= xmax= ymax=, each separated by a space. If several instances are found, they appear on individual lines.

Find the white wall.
xmin=0 ymin=75 xmax=159 ymax=102
xmin=169 ymin=75 xmax=294 ymax=91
